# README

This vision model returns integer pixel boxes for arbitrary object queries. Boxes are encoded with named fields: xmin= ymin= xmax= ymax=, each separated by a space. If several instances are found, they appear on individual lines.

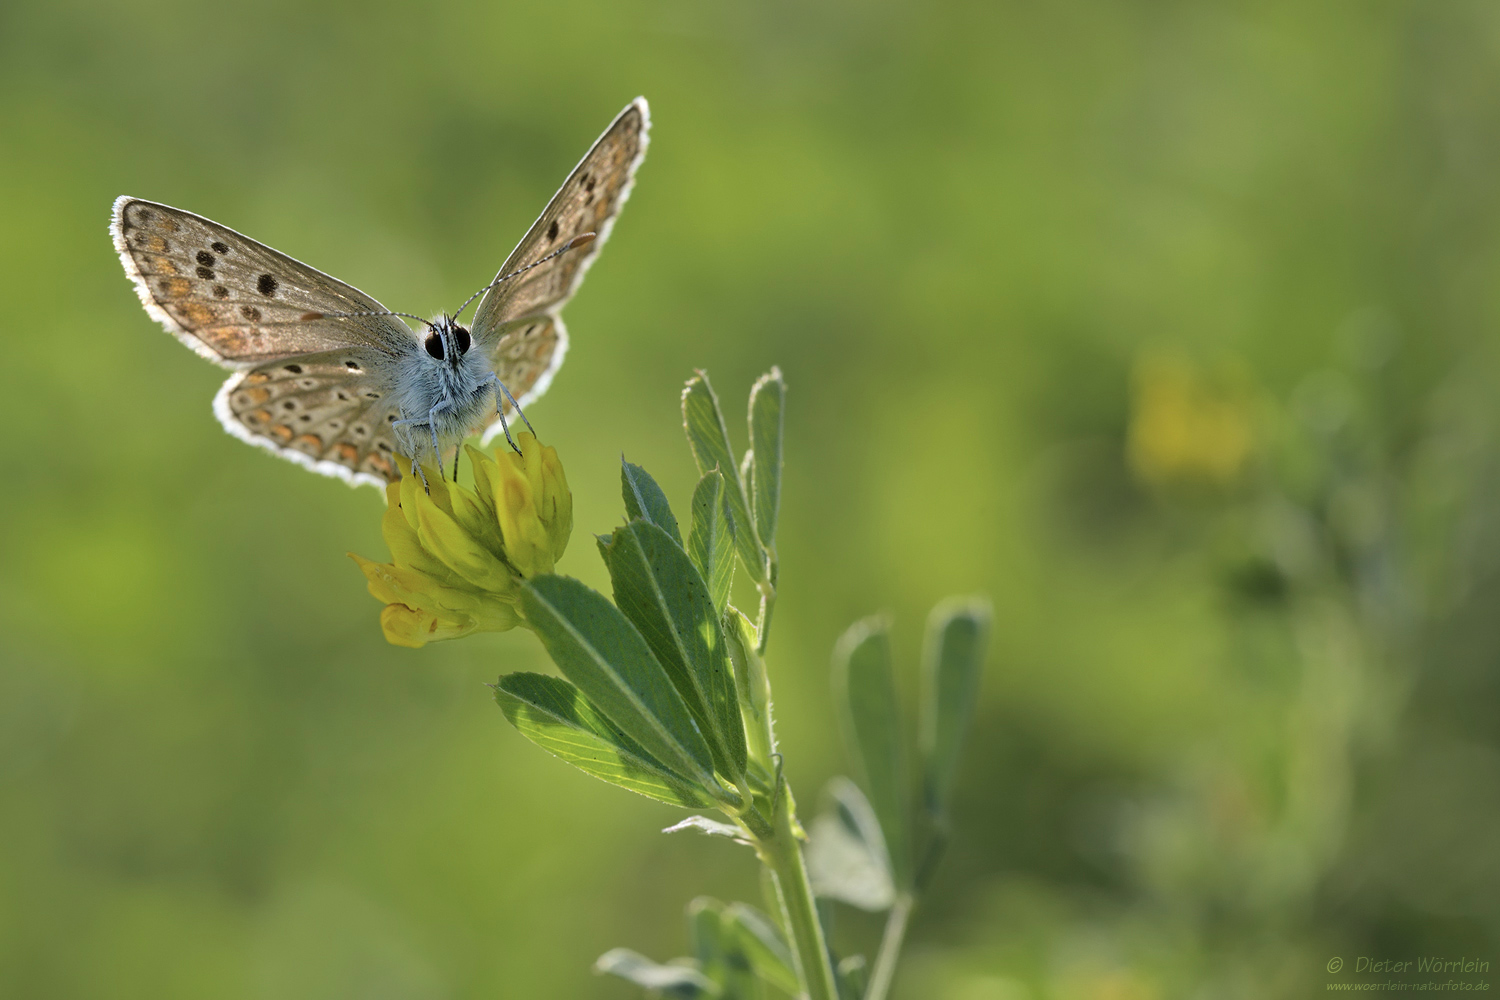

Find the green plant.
xmin=360 ymin=367 xmax=990 ymax=999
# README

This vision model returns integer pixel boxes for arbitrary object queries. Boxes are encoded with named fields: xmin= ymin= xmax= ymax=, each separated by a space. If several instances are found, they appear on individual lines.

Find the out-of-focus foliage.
xmin=3 ymin=0 xmax=1500 ymax=997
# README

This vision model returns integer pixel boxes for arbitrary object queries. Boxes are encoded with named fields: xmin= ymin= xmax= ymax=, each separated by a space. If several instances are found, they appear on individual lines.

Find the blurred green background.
xmin=4 ymin=0 xmax=1500 ymax=996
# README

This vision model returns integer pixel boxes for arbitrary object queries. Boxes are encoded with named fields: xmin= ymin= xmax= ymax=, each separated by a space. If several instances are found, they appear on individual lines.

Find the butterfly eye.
xmin=454 ymin=326 xmax=471 ymax=355
xmin=424 ymin=332 xmax=444 ymax=360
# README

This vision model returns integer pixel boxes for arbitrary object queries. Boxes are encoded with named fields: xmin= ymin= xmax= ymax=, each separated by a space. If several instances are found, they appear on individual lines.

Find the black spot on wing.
xmin=211 ymin=241 xmax=230 ymax=255
xmin=257 ymin=273 xmax=278 ymax=296
xmin=547 ymin=220 xmax=559 ymax=241
xmin=196 ymin=266 xmax=215 ymax=279
xmin=196 ymin=250 xmax=215 ymax=267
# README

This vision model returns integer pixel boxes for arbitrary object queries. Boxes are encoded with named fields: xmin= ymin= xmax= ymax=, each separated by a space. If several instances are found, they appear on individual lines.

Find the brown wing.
xmin=111 ymin=197 xmax=417 ymax=367
xmin=214 ymin=349 xmax=407 ymax=486
xmin=469 ymin=98 xmax=649 ymax=340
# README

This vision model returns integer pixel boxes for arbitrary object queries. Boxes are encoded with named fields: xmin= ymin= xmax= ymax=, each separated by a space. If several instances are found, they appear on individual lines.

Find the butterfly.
xmin=111 ymin=98 xmax=649 ymax=489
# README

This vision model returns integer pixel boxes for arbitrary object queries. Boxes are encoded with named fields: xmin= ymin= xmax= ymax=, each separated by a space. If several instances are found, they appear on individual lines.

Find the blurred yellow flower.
xmin=351 ymin=432 xmax=573 ymax=648
xmin=1128 ymin=355 xmax=1254 ymax=489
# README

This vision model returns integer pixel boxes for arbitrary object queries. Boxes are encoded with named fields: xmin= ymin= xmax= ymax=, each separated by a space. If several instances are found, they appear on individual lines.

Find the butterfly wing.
xmin=475 ymin=315 xmax=567 ymax=446
xmin=112 ymin=196 xmax=420 ymax=487
xmin=112 ymin=197 xmax=419 ymax=364
xmin=215 ymin=351 xmax=407 ymax=487
xmin=469 ymin=98 xmax=649 ymax=439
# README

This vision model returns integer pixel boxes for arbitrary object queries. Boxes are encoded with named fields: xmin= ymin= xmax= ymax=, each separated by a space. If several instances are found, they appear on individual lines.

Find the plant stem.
xmin=756 ymin=564 xmax=778 ymax=655
xmin=759 ymin=783 xmax=839 ymax=1000
xmin=864 ymin=893 xmax=914 ymax=1000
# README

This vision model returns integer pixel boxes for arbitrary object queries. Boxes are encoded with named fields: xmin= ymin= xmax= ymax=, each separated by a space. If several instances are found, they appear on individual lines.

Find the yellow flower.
xmin=351 ymin=432 xmax=573 ymax=648
xmin=1128 ymin=355 xmax=1254 ymax=489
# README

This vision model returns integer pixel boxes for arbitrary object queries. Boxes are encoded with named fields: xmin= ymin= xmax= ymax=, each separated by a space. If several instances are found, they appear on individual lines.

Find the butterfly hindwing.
xmin=111 ymin=197 xmax=417 ymax=366
xmin=479 ymin=315 xmax=567 ymax=445
xmin=216 ymin=349 xmax=405 ymax=486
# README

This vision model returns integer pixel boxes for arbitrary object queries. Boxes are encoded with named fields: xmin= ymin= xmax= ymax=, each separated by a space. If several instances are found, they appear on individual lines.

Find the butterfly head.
xmin=423 ymin=314 xmax=473 ymax=368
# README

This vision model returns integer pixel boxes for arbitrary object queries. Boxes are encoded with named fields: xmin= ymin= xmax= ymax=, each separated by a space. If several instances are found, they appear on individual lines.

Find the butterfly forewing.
xmin=112 ymin=198 xmax=416 ymax=364
xmin=471 ymin=98 xmax=649 ymax=340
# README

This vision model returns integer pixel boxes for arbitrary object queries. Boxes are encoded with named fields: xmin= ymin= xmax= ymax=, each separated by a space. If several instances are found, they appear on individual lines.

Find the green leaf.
xmin=689 ymin=470 xmax=736 ymax=614
xmin=596 ymin=949 xmax=719 ymax=998
xmin=495 ymin=673 xmax=714 ymax=808
xmin=682 ymin=372 xmax=765 ymax=584
xmin=723 ymin=606 xmax=773 ymax=770
xmin=622 ymin=458 xmax=683 ymax=547
xmin=836 ymin=955 xmax=868 ymax=1000
xmin=521 ymin=575 xmax=724 ymax=801
xmin=805 ymin=777 xmax=896 ymax=911
xmin=747 ymin=368 xmax=785 ymax=551
xmin=832 ymin=616 xmax=912 ymax=889
xmin=687 ymin=899 xmax=757 ymax=1000
xmin=724 ymin=903 xmax=800 ymax=996
xmin=600 ymin=521 xmax=748 ymax=780
xmin=920 ymin=596 xmax=992 ymax=821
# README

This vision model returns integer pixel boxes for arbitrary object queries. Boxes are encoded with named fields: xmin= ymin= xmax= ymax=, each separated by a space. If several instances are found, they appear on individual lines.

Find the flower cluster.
xmin=351 ymin=433 xmax=572 ymax=647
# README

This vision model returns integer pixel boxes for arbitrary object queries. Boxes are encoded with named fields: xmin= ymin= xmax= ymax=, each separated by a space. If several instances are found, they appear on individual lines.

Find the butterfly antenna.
xmin=296 ymin=308 xmax=434 ymax=328
xmin=451 ymin=232 xmax=597 ymax=322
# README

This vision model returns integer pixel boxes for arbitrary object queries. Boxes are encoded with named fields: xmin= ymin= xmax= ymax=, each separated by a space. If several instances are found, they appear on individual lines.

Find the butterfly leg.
xmin=391 ymin=419 xmax=428 ymax=489
xmin=481 ymin=375 xmax=519 ymax=452
xmin=483 ymin=374 xmax=534 ymax=453
xmin=494 ymin=377 xmax=536 ymax=436
xmin=396 ymin=450 xmax=429 ymax=492
xmin=424 ymin=400 xmax=448 ymax=481
xmin=392 ymin=412 xmax=444 ymax=492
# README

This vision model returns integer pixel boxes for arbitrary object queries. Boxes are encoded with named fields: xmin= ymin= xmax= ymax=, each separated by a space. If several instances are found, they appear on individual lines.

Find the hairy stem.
xmin=759 ymin=783 xmax=839 ymax=1000
xmin=864 ymin=893 xmax=914 ymax=1000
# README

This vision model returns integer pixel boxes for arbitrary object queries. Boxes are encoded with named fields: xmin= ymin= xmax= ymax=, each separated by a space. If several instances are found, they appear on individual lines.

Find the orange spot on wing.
xmin=270 ymin=424 xmax=294 ymax=443
xmin=180 ymin=302 xmax=215 ymax=324
xmin=336 ymin=443 xmax=359 ymax=463
xmin=162 ymin=277 xmax=191 ymax=298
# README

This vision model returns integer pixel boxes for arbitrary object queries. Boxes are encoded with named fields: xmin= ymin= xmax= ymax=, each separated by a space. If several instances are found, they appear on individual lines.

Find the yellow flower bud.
xmin=351 ymin=433 xmax=572 ymax=647
xmin=537 ymin=442 xmax=573 ymax=562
